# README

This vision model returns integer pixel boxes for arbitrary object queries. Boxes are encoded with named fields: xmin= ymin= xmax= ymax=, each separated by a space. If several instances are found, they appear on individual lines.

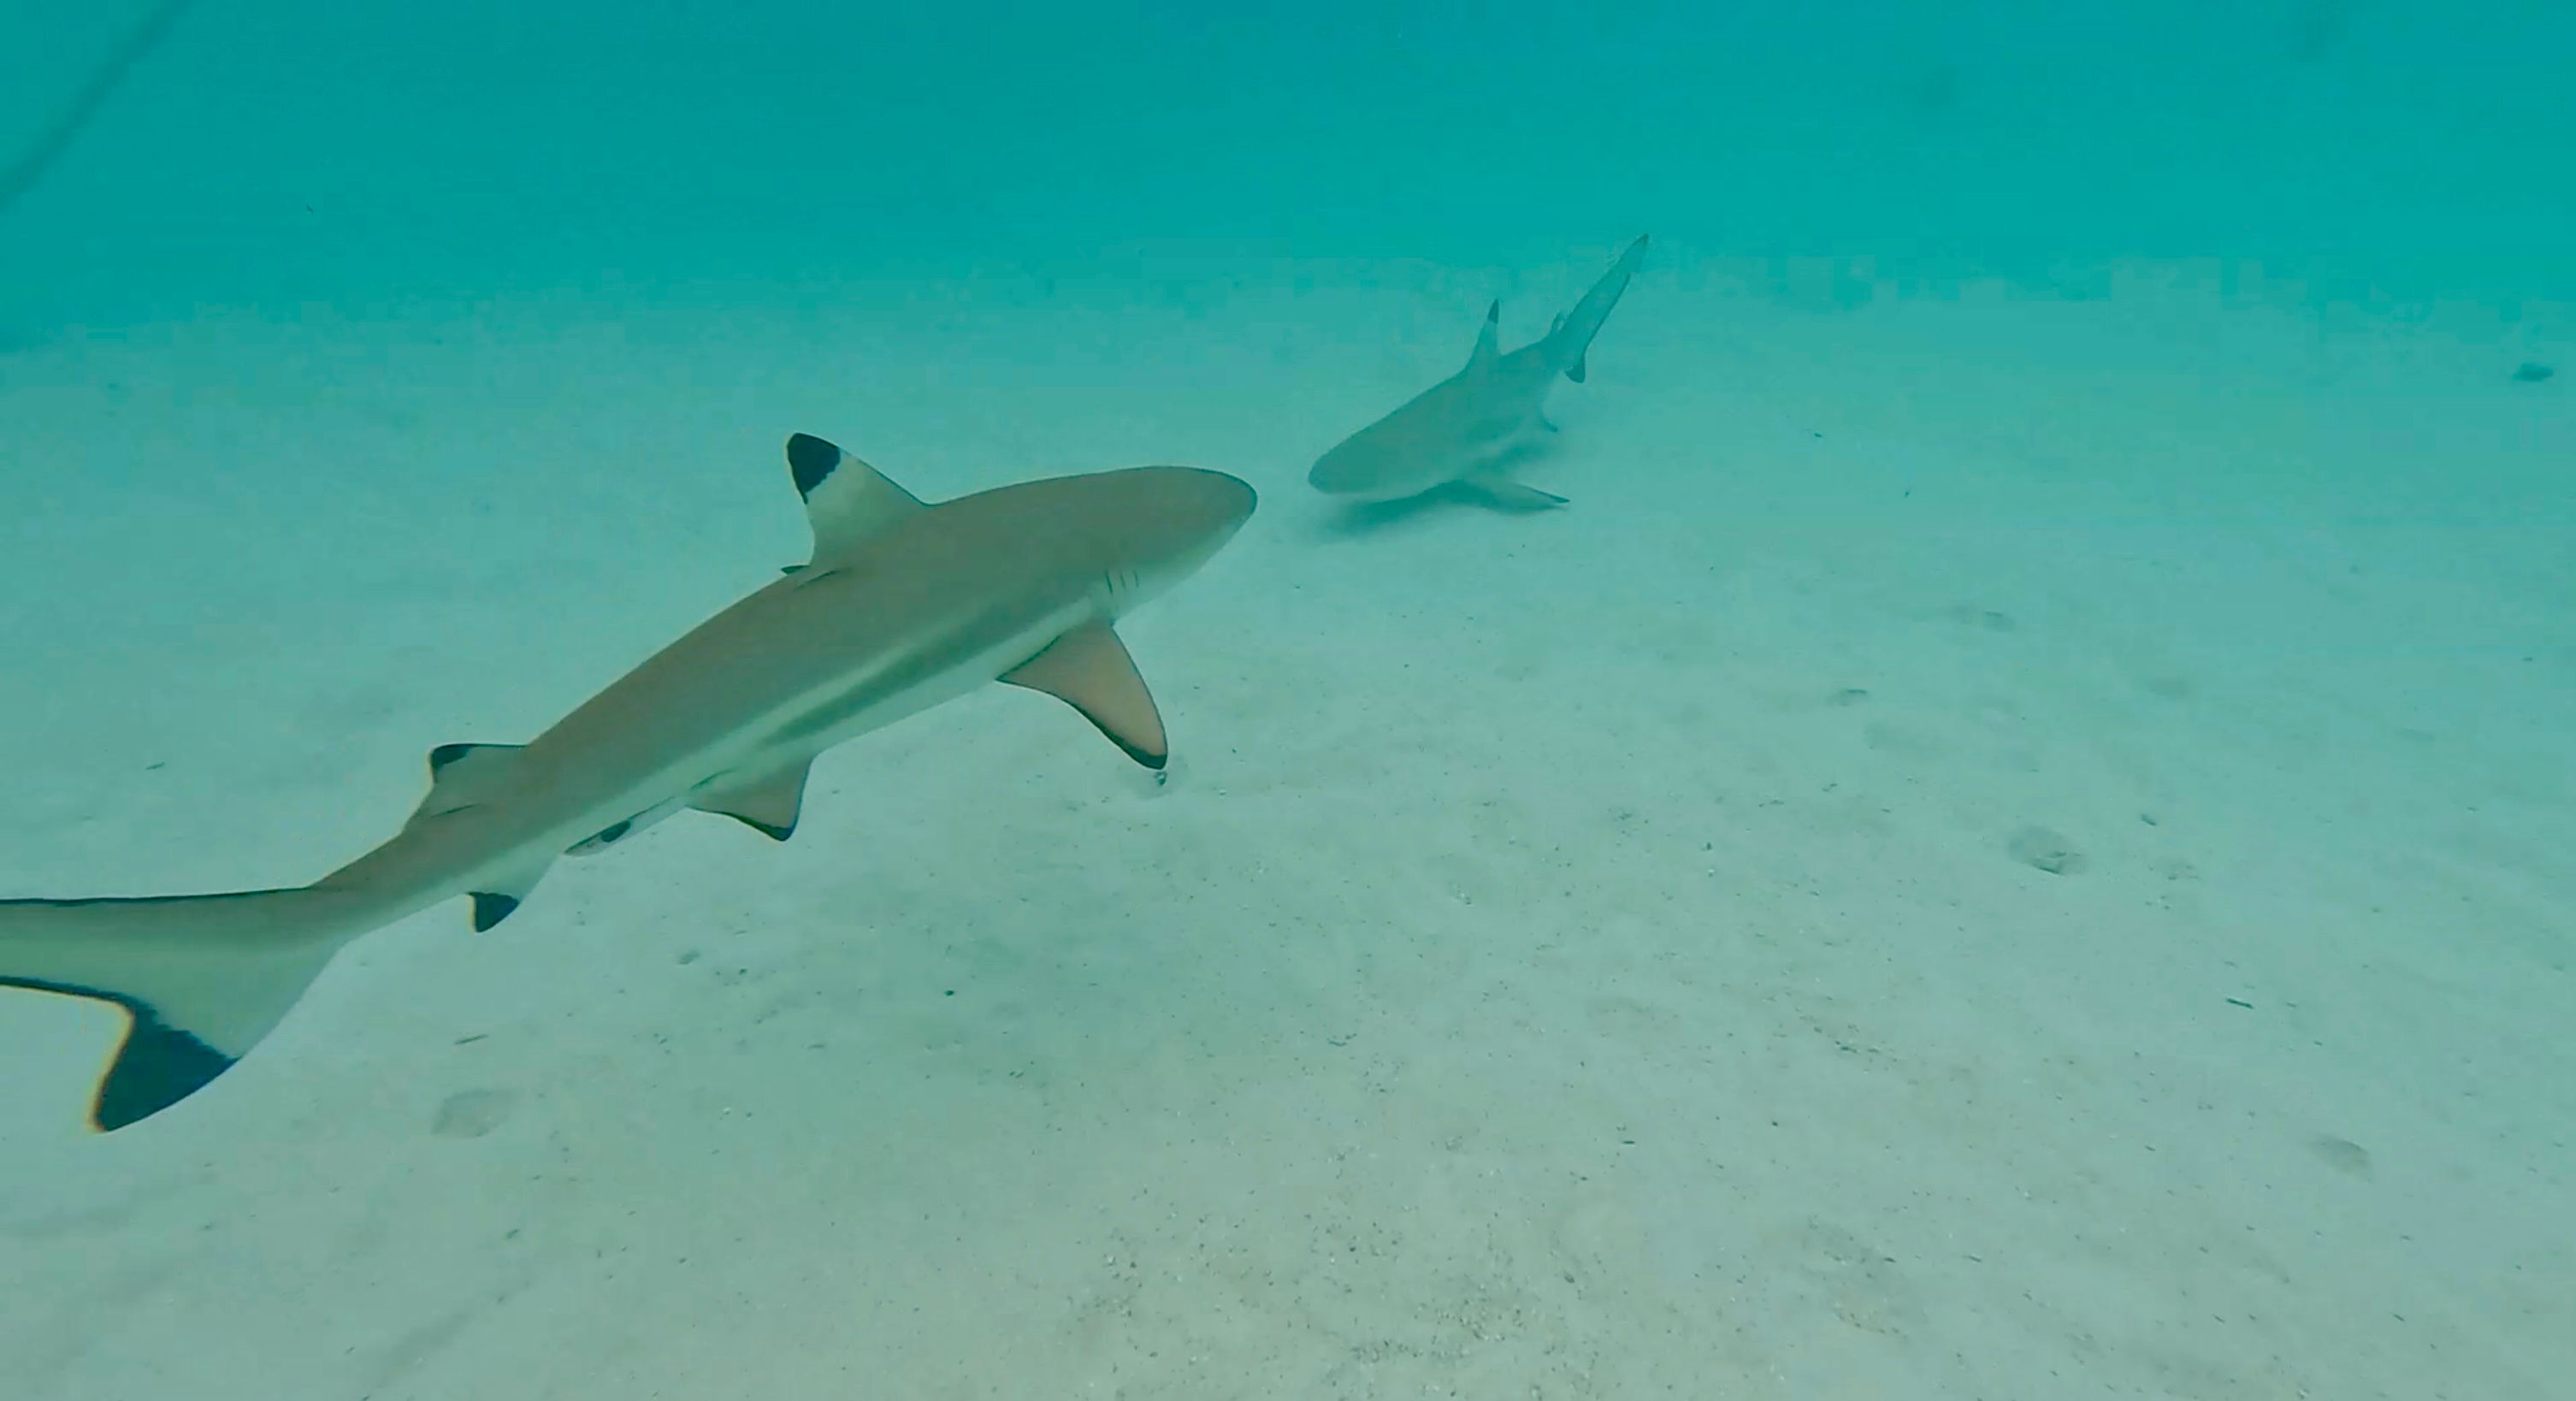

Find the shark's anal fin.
xmin=1000 ymin=622 xmax=1169 ymax=770
xmin=1465 ymin=472 xmax=1569 ymax=511
xmin=786 ymin=433 xmax=925 ymax=563
xmin=467 ymin=857 xmax=551 ymax=932
xmin=692 ymin=761 xmax=812 ymax=842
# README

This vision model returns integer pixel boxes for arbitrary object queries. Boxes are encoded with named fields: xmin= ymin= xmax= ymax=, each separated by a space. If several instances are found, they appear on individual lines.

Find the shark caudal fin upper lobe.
xmin=1543 ymin=234 xmax=1649 ymax=383
xmin=0 ymin=888 xmax=350 ymax=1131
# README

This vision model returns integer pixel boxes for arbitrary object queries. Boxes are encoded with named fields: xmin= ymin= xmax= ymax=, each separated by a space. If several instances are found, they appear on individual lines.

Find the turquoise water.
xmin=2 ymin=3 xmax=2570 ymax=1396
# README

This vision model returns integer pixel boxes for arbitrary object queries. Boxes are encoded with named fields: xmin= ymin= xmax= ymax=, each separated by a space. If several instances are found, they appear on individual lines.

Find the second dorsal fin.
xmin=784 ymin=432 xmax=925 ymax=562
xmin=410 ymin=742 xmax=526 ymax=825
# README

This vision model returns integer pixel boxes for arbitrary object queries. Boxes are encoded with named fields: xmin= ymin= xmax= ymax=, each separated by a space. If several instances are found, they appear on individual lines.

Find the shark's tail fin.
xmin=1543 ymin=234 xmax=1650 ymax=384
xmin=0 ymin=888 xmax=352 ymax=1131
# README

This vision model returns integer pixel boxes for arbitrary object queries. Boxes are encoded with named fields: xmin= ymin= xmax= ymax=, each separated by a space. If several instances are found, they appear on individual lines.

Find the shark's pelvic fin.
xmin=1465 ymin=471 xmax=1569 ymax=511
xmin=692 ymin=761 xmax=812 ymax=842
xmin=0 ymin=888 xmax=351 ymax=1131
xmin=1001 ymin=622 xmax=1170 ymax=770
xmin=786 ymin=432 xmax=925 ymax=562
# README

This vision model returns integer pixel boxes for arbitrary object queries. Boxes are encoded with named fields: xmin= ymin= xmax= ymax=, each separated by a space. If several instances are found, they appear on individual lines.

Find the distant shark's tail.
xmin=0 ymin=887 xmax=357 ymax=1131
xmin=1541 ymin=234 xmax=1650 ymax=384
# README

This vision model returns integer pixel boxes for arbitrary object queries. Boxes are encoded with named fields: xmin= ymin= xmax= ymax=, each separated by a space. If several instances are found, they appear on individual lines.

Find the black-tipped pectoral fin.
xmin=1000 ymin=623 xmax=1169 ymax=769
xmin=1463 ymin=472 xmax=1568 ymax=511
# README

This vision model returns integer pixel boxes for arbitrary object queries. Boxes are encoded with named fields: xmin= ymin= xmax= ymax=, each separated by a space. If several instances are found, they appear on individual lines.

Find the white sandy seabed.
xmin=0 ymin=245 xmax=2569 ymax=1398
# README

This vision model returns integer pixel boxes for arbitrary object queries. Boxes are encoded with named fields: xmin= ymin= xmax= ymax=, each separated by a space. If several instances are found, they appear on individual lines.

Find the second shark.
xmin=1309 ymin=234 xmax=1648 ymax=510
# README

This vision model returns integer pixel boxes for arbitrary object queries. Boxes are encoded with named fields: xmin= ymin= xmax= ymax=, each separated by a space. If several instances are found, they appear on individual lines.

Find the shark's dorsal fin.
xmin=691 ymin=761 xmax=812 ymax=842
xmin=1467 ymin=299 xmax=1501 ymax=371
xmin=1000 ymin=623 xmax=1169 ymax=770
xmin=785 ymin=432 xmax=925 ymax=562
xmin=411 ymin=742 xmax=526 ymax=823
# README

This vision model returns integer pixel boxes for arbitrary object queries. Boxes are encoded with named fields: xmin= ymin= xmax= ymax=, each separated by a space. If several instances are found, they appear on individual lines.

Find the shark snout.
xmin=1101 ymin=466 xmax=1256 ymax=606
xmin=1306 ymin=443 xmax=1374 ymax=497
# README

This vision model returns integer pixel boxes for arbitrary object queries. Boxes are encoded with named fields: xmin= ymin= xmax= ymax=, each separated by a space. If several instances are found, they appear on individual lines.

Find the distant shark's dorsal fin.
xmin=1467 ymin=299 xmax=1501 ymax=371
xmin=785 ymin=432 xmax=925 ymax=563
xmin=691 ymin=760 xmax=812 ymax=841
xmin=1000 ymin=622 xmax=1169 ymax=770
xmin=411 ymin=743 xmax=526 ymax=825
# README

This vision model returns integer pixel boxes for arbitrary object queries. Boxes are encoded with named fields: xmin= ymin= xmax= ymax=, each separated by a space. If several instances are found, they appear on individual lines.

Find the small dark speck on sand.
xmin=2513 ymin=361 xmax=2554 ymax=382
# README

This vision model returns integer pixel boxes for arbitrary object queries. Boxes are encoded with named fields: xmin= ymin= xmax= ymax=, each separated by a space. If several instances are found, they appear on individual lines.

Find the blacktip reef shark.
xmin=0 ymin=434 xmax=1256 ymax=1132
xmin=1307 ymin=234 xmax=1648 ymax=510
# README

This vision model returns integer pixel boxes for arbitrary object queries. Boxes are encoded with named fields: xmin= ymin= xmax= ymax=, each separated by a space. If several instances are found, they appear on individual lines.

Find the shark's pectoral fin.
xmin=785 ymin=433 xmax=926 ymax=563
xmin=468 ymin=857 xmax=552 ymax=932
xmin=1565 ymin=352 xmax=1587 ymax=384
xmin=1464 ymin=472 xmax=1569 ymax=511
xmin=692 ymin=761 xmax=812 ymax=842
xmin=1000 ymin=622 xmax=1170 ymax=770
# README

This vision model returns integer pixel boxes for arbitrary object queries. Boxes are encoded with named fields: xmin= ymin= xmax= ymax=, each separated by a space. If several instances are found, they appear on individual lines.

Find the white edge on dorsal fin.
xmin=783 ymin=432 xmax=925 ymax=563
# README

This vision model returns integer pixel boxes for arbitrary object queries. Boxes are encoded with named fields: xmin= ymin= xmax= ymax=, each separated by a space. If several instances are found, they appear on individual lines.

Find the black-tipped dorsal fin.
xmin=785 ymin=432 xmax=925 ymax=563
xmin=1467 ymin=299 xmax=1500 ymax=370
xmin=999 ymin=623 xmax=1169 ymax=769
xmin=691 ymin=761 xmax=812 ymax=842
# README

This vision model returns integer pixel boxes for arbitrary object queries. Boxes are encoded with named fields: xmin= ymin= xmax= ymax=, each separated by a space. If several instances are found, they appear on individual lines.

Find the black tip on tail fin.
xmin=92 ymin=992 xmax=236 ymax=1131
xmin=0 ymin=888 xmax=345 ymax=1132
xmin=0 ymin=972 xmax=237 ymax=1132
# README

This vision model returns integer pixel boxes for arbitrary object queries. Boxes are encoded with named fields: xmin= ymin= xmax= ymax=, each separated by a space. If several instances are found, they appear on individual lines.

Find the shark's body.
xmin=0 ymin=433 xmax=1255 ymax=1132
xmin=1308 ymin=235 xmax=1647 ymax=509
